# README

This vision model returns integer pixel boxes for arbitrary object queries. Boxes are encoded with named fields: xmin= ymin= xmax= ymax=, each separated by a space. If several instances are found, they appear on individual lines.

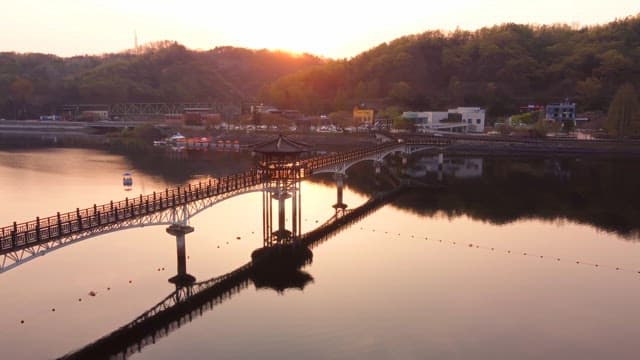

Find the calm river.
xmin=1 ymin=147 xmax=640 ymax=359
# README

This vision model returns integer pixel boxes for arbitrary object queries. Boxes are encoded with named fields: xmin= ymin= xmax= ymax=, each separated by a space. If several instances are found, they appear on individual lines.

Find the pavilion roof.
xmin=252 ymin=134 xmax=310 ymax=155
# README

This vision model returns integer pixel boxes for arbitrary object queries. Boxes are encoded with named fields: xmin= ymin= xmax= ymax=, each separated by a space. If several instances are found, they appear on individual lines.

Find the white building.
xmin=402 ymin=111 xmax=450 ymax=132
xmin=402 ymin=107 xmax=485 ymax=133
xmin=448 ymin=107 xmax=485 ymax=133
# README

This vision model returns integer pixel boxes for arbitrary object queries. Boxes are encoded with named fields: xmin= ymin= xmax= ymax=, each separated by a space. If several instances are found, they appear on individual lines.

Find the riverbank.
xmin=3 ymin=126 xmax=640 ymax=156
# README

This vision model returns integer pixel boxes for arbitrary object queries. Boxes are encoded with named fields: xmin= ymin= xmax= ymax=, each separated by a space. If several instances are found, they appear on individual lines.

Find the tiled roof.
xmin=252 ymin=134 xmax=310 ymax=154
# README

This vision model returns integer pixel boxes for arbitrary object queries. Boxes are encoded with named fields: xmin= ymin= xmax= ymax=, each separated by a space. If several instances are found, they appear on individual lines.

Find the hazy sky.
xmin=1 ymin=0 xmax=638 ymax=58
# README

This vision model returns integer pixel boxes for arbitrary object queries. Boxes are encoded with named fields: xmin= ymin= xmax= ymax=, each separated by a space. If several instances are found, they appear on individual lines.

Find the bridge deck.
xmin=0 ymin=170 xmax=263 ymax=255
xmin=59 ymin=184 xmax=406 ymax=360
xmin=1 ymin=138 xmax=449 ymax=256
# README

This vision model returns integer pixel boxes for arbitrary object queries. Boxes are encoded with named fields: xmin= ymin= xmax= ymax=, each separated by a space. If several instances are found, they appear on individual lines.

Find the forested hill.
xmin=262 ymin=15 xmax=640 ymax=115
xmin=0 ymin=42 xmax=323 ymax=118
xmin=3 ymin=16 xmax=639 ymax=120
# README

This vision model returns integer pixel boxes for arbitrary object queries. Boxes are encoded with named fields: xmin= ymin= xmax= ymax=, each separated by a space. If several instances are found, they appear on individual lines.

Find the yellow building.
xmin=353 ymin=106 xmax=375 ymax=125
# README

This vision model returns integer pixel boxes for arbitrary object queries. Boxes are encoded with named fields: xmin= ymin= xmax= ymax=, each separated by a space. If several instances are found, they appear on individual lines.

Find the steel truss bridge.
xmin=0 ymin=137 xmax=451 ymax=273
xmin=61 ymin=102 xmax=241 ymax=118
xmin=59 ymin=186 xmax=406 ymax=360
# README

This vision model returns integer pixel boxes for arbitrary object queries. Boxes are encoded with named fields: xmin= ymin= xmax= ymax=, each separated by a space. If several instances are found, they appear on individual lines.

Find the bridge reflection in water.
xmin=0 ymin=135 xmax=449 ymax=359
xmin=59 ymin=165 xmax=408 ymax=359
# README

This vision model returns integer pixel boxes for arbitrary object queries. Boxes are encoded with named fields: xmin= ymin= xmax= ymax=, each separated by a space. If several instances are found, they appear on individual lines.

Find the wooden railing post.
xmin=57 ymin=212 xmax=62 ymax=236
xmin=36 ymin=217 xmax=40 ymax=241
xmin=11 ymin=221 xmax=17 ymax=247
xmin=76 ymin=208 xmax=82 ymax=230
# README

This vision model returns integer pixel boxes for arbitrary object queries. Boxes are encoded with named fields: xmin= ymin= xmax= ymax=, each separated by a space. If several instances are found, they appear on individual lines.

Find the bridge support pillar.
xmin=374 ymin=160 xmax=382 ymax=175
xmin=265 ymin=187 xmax=294 ymax=246
xmin=437 ymin=152 xmax=444 ymax=182
xmin=166 ymin=224 xmax=196 ymax=287
xmin=332 ymin=173 xmax=348 ymax=213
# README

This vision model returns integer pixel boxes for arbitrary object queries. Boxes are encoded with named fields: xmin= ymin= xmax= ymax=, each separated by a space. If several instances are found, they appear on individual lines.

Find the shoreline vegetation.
xmin=2 ymin=125 xmax=640 ymax=157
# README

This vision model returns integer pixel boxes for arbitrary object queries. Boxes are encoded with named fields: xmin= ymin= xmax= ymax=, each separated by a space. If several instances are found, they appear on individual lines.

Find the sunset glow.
xmin=2 ymin=0 xmax=639 ymax=57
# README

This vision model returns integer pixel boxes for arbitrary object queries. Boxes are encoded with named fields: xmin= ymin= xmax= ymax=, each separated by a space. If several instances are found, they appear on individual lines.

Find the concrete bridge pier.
xmin=374 ymin=160 xmax=383 ymax=175
xmin=332 ymin=173 xmax=348 ymax=213
xmin=400 ymin=154 xmax=409 ymax=176
xmin=166 ymin=224 xmax=196 ymax=287
xmin=437 ymin=152 xmax=444 ymax=182
xmin=273 ymin=190 xmax=291 ymax=237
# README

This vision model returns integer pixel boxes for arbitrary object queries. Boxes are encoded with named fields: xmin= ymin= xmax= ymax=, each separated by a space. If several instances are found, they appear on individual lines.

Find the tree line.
xmin=0 ymin=42 xmax=323 ymax=119
xmin=261 ymin=15 xmax=640 ymax=121
xmin=2 ymin=16 xmax=639 ymax=135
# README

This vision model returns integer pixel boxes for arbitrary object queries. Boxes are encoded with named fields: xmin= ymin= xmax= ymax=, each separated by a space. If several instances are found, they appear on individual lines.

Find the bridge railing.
xmin=1 ymin=139 xmax=451 ymax=254
xmin=301 ymin=137 xmax=450 ymax=174
xmin=0 ymin=169 xmax=264 ymax=253
xmin=301 ymin=142 xmax=399 ymax=173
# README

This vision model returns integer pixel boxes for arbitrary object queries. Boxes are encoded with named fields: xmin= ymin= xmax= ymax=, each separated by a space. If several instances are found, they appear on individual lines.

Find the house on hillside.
xmin=401 ymin=107 xmax=485 ymax=133
xmin=353 ymin=106 xmax=375 ymax=126
xmin=545 ymin=100 xmax=576 ymax=122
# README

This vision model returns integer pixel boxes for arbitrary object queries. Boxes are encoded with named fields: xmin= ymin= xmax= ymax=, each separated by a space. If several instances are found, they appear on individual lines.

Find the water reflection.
xmin=60 ymin=168 xmax=400 ymax=359
xmin=2 ymin=147 xmax=639 ymax=358
xmin=334 ymin=154 xmax=640 ymax=239
xmin=407 ymin=156 xmax=483 ymax=179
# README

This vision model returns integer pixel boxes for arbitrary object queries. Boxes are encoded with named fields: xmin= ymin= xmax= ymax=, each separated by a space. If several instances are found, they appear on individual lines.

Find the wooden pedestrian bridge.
xmin=59 ymin=186 xmax=406 ymax=360
xmin=0 ymin=136 xmax=450 ymax=272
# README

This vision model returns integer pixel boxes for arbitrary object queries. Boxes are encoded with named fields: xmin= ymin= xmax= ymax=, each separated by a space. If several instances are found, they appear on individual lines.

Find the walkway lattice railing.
xmin=0 ymin=137 xmax=450 ymax=254
xmin=0 ymin=169 xmax=263 ymax=253
xmin=301 ymin=137 xmax=451 ymax=174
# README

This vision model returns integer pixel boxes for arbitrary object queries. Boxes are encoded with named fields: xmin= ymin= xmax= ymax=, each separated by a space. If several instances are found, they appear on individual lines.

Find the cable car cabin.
xmin=122 ymin=172 xmax=133 ymax=187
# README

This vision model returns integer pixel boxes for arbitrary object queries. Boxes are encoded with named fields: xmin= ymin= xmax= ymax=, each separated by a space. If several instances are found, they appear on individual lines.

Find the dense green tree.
xmin=0 ymin=44 xmax=323 ymax=119
xmin=606 ymin=83 xmax=640 ymax=137
xmin=263 ymin=15 xmax=640 ymax=116
xmin=3 ymin=15 xmax=640 ymax=120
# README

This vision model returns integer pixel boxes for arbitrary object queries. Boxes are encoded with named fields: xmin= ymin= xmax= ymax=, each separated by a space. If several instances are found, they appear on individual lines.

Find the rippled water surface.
xmin=1 ymin=148 xmax=639 ymax=359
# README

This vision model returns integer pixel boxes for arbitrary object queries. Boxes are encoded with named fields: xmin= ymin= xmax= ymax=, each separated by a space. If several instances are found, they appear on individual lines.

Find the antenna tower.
xmin=134 ymin=31 xmax=139 ymax=54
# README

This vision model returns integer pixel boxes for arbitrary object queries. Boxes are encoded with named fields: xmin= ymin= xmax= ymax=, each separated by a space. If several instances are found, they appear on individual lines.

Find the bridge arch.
xmin=1 ymin=186 xmax=265 ymax=273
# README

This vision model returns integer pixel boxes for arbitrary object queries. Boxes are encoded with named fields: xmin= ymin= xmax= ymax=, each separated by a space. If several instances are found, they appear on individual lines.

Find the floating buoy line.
xmin=17 ymin=228 xmax=260 ymax=326
xmin=18 ymin=222 xmax=639 ymax=326
xmin=356 ymin=225 xmax=640 ymax=275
